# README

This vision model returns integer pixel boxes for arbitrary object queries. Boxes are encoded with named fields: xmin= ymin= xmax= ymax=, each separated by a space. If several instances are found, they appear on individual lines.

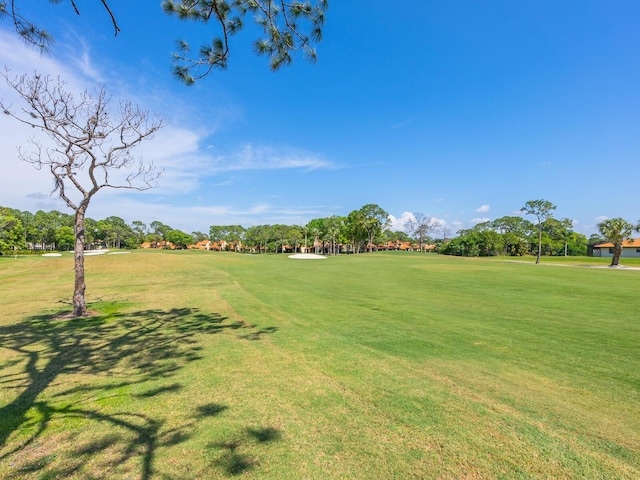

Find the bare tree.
xmin=406 ymin=213 xmax=435 ymax=253
xmin=1 ymin=70 xmax=163 ymax=316
xmin=439 ymin=223 xmax=451 ymax=241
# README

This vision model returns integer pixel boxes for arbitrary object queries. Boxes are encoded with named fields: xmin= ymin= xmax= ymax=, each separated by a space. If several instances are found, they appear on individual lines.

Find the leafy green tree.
xmin=84 ymin=217 xmax=99 ymax=250
xmin=520 ymin=199 xmax=557 ymax=264
xmin=223 ymin=225 xmax=245 ymax=251
xmin=131 ymin=220 xmax=148 ymax=245
xmin=150 ymin=221 xmax=171 ymax=247
xmin=344 ymin=209 xmax=367 ymax=254
xmin=358 ymin=204 xmax=389 ymax=252
xmin=165 ymin=229 xmax=193 ymax=249
xmin=55 ymin=226 xmax=75 ymax=251
xmin=598 ymin=218 xmax=634 ymax=266
xmin=30 ymin=210 xmax=57 ymax=250
xmin=270 ymin=224 xmax=290 ymax=253
xmin=566 ymin=231 xmax=588 ymax=256
xmin=209 ymin=225 xmax=245 ymax=250
xmin=441 ymin=228 xmax=502 ymax=257
xmin=0 ymin=211 xmax=25 ymax=252
xmin=287 ymin=225 xmax=304 ymax=254
xmin=305 ymin=218 xmax=326 ymax=254
xmin=244 ymin=225 xmax=270 ymax=253
xmin=588 ymin=233 xmax=604 ymax=245
xmin=544 ymin=218 xmax=574 ymax=256
xmin=323 ymin=216 xmax=344 ymax=255
xmin=491 ymin=215 xmax=532 ymax=256
xmin=98 ymin=216 xmax=132 ymax=249
xmin=0 ymin=72 xmax=163 ymax=317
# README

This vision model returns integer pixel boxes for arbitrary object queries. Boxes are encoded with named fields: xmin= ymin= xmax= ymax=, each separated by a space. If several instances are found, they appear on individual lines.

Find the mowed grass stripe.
xmin=0 ymin=250 xmax=638 ymax=478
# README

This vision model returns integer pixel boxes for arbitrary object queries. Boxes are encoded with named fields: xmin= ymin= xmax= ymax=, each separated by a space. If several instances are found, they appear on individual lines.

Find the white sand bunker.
xmin=42 ymin=253 xmax=62 ymax=257
xmin=85 ymin=250 xmax=108 ymax=256
xmin=108 ymin=251 xmax=131 ymax=255
xmin=288 ymin=253 xmax=327 ymax=260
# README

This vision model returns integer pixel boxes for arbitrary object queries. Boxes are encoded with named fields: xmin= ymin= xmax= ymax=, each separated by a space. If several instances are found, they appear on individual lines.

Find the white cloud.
xmin=595 ymin=215 xmax=608 ymax=223
xmin=387 ymin=211 xmax=416 ymax=231
xmin=476 ymin=204 xmax=490 ymax=213
xmin=0 ymin=32 xmax=333 ymax=232
xmin=390 ymin=118 xmax=413 ymax=130
xmin=471 ymin=217 xmax=491 ymax=224
xmin=208 ymin=144 xmax=332 ymax=173
xmin=387 ymin=213 xmax=450 ymax=235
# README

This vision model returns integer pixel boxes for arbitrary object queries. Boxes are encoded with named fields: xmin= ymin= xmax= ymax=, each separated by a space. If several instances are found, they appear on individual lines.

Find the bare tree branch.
xmin=163 ymin=0 xmax=327 ymax=84
xmin=0 ymin=0 xmax=120 ymax=51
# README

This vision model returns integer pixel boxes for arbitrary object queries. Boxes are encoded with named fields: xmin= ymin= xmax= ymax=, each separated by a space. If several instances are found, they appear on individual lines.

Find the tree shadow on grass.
xmin=207 ymin=426 xmax=283 ymax=476
xmin=0 ymin=306 xmax=275 ymax=478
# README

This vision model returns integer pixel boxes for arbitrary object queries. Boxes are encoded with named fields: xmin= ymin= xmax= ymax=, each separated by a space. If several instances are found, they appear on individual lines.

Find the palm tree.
xmin=598 ymin=218 xmax=634 ymax=266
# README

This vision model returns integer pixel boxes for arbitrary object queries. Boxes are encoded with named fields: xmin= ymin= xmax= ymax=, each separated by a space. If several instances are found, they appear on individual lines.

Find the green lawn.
xmin=0 ymin=251 xmax=638 ymax=478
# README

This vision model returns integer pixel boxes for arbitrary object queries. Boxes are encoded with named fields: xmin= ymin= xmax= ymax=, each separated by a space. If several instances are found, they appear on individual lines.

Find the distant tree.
xmin=324 ymin=216 xmax=344 ymax=255
xmin=380 ymin=229 xmax=411 ymax=248
xmin=55 ymin=225 xmax=75 ymax=251
xmin=588 ymin=233 xmax=604 ymax=245
xmin=223 ymin=225 xmax=245 ymax=251
xmin=131 ymin=220 xmax=147 ymax=245
xmin=0 ymin=71 xmax=163 ymax=316
xmin=344 ymin=209 xmax=367 ymax=254
xmin=440 ymin=228 xmax=501 ymax=257
xmin=405 ymin=213 xmax=435 ymax=253
xmin=491 ymin=216 xmax=532 ymax=256
xmin=0 ymin=210 xmax=25 ymax=252
xmin=244 ymin=225 xmax=270 ymax=253
xmin=359 ymin=204 xmax=389 ymax=252
xmin=287 ymin=225 xmax=304 ymax=254
xmin=439 ymin=224 xmax=451 ymax=241
xmin=191 ymin=231 xmax=209 ymax=244
xmin=598 ymin=218 xmax=634 ymax=266
xmin=305 ymin=218 xmax=326 ymax=254
xmin=209 ymin=225 xmax=224 ymax=244
xmin=271 ymin=224 xmax=289 ymax=253
xmin=544 ymin=218 xmax=574 ymax=256
xmin=520 ymin=199 xmax=556 ymax=264
xmin=150 ymin=221 xmax=171 ymax=247
xmin=209 ymin=225 xmax=245 ymax=250
xmin=98 ymin=216 xmax=131 ymax=249
xmin=165 ymin=229 xmax=193 ymax=249
xmin=31 ymin=210 xmax=57 ymax=249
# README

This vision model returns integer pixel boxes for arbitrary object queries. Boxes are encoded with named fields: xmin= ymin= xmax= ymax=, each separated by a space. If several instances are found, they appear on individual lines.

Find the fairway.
xmin=1 ymin=251 xmax=639 ymax=478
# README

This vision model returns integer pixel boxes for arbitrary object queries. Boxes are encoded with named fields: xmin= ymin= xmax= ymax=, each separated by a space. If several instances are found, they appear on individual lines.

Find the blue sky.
xmin=1 ymin=1 xmax=639 ymax=236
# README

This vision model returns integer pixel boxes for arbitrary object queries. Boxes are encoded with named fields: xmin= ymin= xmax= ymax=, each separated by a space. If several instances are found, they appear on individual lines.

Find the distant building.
xmin=592 ymin=239 xmax=640 ymax=259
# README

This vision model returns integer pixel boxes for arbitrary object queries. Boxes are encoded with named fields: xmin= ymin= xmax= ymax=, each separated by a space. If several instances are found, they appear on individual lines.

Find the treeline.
xmin=439 ymin=217 xmax=590 ymax=257
xmin=0 ymin=207 xmax=190 ymax=252
xmin=0 ymin=204 xmax=400 ymax=254
xmin=0 ymin=202 xmax=605 ymax=257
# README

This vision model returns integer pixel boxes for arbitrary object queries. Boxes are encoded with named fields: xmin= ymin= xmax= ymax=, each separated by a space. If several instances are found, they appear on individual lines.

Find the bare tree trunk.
xmin=73 ymin=208 xmax=88 ymax=317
